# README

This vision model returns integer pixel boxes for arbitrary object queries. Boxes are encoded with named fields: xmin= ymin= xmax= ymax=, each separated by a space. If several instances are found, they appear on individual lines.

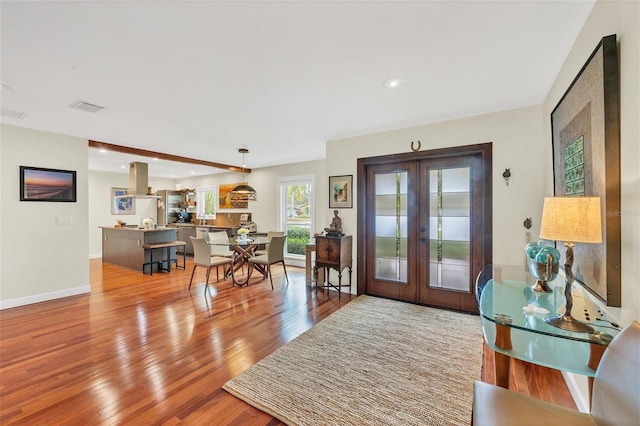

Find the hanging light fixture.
xmin=230 ymin=148 xmax=257 ymax=201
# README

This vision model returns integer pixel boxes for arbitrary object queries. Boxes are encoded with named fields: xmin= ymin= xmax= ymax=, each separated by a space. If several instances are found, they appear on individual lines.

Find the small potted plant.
xmin=237 ymin=227 xmax=250 ymax=242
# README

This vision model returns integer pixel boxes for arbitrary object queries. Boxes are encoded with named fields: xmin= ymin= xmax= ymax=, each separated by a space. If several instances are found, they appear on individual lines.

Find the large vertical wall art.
xmin=550 ymin=34 xmax=621 ymax=306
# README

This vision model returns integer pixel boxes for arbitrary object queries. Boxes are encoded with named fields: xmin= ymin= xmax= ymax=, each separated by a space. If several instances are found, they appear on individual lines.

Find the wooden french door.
xmin=357 ymin=143 xmax=492 ymax=313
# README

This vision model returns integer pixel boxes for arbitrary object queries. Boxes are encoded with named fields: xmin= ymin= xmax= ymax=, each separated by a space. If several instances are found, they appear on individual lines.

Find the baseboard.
xmin=0 ymin=285 xmax=91 ymax=310
xmin=562 ymin=371 xmax=590 ymax=413
xmin=89 ymin=253 xmax=102 ymax=259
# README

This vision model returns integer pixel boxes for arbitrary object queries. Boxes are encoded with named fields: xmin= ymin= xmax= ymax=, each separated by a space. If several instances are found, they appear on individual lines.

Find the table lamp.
xmin=539 ymin=196 xmax=602 ymax=333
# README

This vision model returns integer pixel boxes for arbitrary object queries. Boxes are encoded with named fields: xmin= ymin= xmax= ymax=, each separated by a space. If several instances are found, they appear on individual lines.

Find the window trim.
xmin=196 ymin=185 xmax=217 ymax=220
xmin=277 ymin=175 xmax=315 ymax=260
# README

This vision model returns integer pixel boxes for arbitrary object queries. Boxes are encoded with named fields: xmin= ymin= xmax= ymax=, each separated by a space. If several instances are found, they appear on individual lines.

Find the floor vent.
xmin=70 ymin=100 xmax=104 ymax=113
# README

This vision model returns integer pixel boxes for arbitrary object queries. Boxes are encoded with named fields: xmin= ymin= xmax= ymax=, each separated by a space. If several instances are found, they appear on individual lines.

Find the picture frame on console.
xmin=550 ymin=34 xmax=621 ymax=306
xmin=329 ymin=175 xmax=353 ymax=209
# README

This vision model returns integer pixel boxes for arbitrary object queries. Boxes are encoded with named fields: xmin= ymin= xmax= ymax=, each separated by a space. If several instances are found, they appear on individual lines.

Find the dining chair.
xmin=189 ymin=237 xmax=232 ymax=295
xmin=247 ymin=236 xmax=289 ymax=290
xmin=207 ymin=230 xmax=235 ymax=257
xmin=255 ymin=231 xmax=285 ymax=256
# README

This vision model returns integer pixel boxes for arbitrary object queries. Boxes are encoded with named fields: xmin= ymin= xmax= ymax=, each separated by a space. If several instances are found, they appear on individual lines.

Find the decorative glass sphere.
xmin=525 ymin=241 xmax=540 ymax=259
xmin=535 ymin=246 xmax=561 ymax=265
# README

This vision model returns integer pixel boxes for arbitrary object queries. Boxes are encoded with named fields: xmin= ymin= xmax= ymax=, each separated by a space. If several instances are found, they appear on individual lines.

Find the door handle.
xmin=420 ymin=237 xmax=427 ymax=243
xmin=420 ymin=227 xmax=426 ymax=232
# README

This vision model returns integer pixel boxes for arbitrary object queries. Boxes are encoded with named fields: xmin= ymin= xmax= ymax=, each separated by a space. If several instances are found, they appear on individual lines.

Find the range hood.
xmin=128 ymin=162 xmax=159 ymax=198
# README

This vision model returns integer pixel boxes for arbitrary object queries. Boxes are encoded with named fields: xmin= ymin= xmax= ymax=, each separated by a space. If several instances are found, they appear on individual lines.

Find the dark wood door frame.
xmin=356 ymin=143 xmax=493 ymax=310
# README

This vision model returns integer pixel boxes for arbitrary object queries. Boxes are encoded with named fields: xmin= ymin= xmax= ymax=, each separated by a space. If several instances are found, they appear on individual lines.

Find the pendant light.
xmin=230 ymin=148 xmax=257 ymax=201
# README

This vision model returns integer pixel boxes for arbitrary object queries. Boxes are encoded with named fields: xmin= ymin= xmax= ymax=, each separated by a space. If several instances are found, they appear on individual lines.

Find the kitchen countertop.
xmin=168 ymin=223 xmax=235 ymax=228
xmin=99 ymin=226 xmax=176 ymax=232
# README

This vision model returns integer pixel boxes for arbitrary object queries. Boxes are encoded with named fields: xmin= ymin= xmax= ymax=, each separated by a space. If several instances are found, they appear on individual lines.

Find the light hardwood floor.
xmin=0 ymin=258 xmax=575 ymax=424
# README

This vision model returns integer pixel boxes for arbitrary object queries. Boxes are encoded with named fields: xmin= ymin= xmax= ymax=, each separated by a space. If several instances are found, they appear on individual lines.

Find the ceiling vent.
xmin=1 ymin=108 xmax=27 ymax=120
xmin=69 ymin=100 xmax=104 ymax=113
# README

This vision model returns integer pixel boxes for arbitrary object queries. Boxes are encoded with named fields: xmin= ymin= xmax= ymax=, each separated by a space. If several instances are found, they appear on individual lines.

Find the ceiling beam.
xmin=88 ymin=140 xmax=250 ymax=173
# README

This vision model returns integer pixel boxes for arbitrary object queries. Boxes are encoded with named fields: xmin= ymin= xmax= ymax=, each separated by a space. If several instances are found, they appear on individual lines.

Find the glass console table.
xmin=477 ymin=264 xmax=620 ymax=398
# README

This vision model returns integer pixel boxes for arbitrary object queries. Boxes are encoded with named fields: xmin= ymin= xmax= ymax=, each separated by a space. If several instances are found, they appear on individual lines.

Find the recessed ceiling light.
xmin=120 ymin=165 xmax=126 ymax=169
xmin=383 ymin=78 xmax=403 ymax=88
xmin=153 ymin=157 xmax=159 ymax=161
xmin=99 ymin=149 xmax=107 ymax=153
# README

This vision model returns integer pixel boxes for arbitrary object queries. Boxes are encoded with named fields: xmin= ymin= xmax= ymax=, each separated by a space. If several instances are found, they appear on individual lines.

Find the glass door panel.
xmin=428 ymin=167 xmax=470 ymax=291
xmin=374 ymin=172 xmax=408 ymax=282
xmin=364 ymin=160 xmax=417 ymax=302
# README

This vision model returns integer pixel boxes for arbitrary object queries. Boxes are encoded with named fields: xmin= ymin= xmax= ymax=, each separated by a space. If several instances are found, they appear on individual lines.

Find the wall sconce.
xmin=502 ymin=168 xmax=511 ymax=185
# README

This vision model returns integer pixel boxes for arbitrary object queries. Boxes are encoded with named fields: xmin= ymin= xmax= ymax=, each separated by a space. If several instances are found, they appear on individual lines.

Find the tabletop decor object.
xmin=524 ymin=240 xmax=560 ymax=293
xmin=237 ymin=227 xmax=250 ymax=242
xmin=323 ymin=209 xmax=344 ymax=237
xmin=539 ymin=196 xmax=602 ymax=333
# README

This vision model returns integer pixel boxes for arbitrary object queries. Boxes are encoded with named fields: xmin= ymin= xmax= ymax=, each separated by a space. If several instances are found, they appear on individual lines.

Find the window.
xmin=278 ymin=176 xmax=314 ymax=257
xmin=196 ymin=186 xmax=217 ymax=220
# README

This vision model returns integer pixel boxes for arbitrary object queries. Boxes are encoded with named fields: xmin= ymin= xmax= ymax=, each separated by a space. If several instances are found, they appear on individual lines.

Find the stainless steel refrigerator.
xmin=156 ymin=190 xmax=182 ymax=226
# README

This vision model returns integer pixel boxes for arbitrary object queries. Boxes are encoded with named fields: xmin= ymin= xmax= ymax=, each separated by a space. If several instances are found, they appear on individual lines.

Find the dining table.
xmin=210 ymin=236 xmax=270 ymax=286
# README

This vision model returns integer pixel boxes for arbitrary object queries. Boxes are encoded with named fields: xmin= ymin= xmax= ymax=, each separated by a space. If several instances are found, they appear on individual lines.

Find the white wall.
xmin=541 ymin=0 xmax=639 ymax=411
xmin=327 ymin=105 xmax=547 ymax=287
xmin=88 ymin=170 xmax=175 ymax=258
xmin=0 ymin=124 xmax=90 ymax=308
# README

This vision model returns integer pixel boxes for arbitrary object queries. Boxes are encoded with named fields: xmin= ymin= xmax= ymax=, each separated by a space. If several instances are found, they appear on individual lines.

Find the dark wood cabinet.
xmin=315 ymin=235 xmax=352 ymax=295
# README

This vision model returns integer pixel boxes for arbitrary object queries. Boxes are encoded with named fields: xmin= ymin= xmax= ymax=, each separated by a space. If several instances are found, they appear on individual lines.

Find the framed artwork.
xmin=112 ymin=187 xmax=135 ymax=215
xmin=218 ymin=183 xmax=248 ymax=209
xmin=20 ymin=166 xmax=76 ymax=202
xmin=550 ymin=34 xmax=621 ymax=306
xmin=329 ymin=175 xmax=353 ymax=208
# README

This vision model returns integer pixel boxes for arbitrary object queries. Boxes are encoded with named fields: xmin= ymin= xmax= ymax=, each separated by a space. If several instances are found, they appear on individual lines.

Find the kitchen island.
xmin=101 ymin=226 xmax=179 ymax=272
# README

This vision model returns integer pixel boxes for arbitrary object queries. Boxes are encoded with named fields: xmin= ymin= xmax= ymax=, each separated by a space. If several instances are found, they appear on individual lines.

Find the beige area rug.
xmin=223 ymin=295 xmax=483 ymax=425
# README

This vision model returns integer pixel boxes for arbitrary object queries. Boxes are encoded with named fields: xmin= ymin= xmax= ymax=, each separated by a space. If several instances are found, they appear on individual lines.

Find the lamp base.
xmin=545 ymin=314 xmax=594 ymax=333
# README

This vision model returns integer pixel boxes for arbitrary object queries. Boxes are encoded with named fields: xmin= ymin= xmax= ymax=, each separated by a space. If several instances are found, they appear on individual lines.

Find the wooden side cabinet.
xmin=315 ymin=235 xmax=352 ymax=296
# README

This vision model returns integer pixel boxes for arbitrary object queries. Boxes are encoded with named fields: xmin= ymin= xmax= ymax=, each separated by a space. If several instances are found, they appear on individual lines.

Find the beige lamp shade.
xmin=539 ymin=196 xmax=602 ymax=243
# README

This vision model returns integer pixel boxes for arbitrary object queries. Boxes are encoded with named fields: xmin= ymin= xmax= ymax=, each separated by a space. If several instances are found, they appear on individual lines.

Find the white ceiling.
xmin=1 ymin=1 xmax=595 ymax=178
